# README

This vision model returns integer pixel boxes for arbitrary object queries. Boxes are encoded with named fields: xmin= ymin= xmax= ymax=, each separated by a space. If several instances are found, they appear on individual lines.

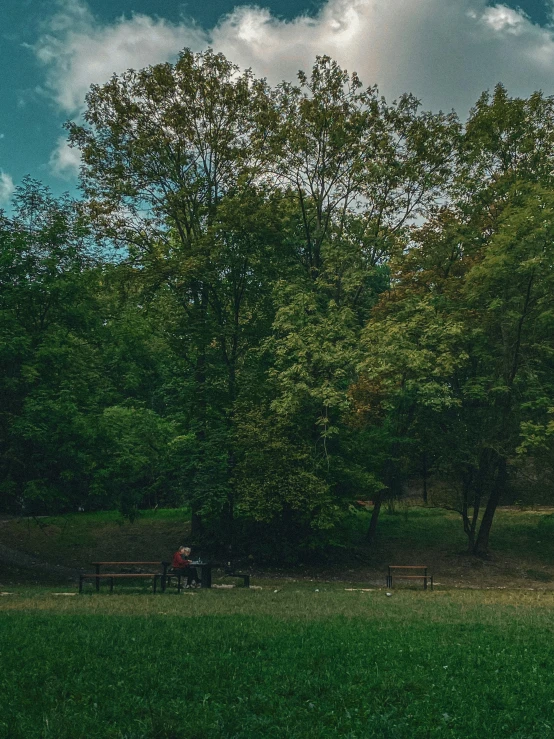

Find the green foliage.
xmin=2 ymin=53 xmax=554 ymax=559
xmin=0 ymin=179 xmax=104 ymax=512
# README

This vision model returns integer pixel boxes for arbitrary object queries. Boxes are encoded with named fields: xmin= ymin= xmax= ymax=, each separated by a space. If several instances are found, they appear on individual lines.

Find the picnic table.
xmin=79 ymin=572 xmax=162 ymax=593
xmin=79 ymin=560 xmax=214 ymax=593
xmin=90 ymin=561 xmax=169 ymax=592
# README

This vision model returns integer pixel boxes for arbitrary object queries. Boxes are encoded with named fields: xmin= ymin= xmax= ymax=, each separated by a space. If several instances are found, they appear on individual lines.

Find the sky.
xmin=1 ymin=0 xmax=554 ymax=205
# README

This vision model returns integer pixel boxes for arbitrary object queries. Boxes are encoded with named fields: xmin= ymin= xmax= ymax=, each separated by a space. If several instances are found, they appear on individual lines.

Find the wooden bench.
xmin=90 ymin=561 xmax=169 ymax=592
xmin=79 ymin=573 xmax=160 ymax=593
xmin=387 ymin=566 xmax=433 ymax=590
xmin=224 ymin=564 xmax=250 ymax=588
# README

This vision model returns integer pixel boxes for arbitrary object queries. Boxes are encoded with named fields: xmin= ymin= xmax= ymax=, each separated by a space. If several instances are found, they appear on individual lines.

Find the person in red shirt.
xmin=172 ymin=546 xmax=200 ymax=588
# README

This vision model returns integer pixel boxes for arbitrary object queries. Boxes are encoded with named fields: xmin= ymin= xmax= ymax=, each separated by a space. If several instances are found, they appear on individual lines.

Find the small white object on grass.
xmin=386 ymin=592 xmax=392 ymax=596
xmin=344 ymin=588 xmax=374 ymax=592
xmin=315 ymin=589 xmax=319 ymax=592
xmin=273 ymin=589 xmax=279 ymax=593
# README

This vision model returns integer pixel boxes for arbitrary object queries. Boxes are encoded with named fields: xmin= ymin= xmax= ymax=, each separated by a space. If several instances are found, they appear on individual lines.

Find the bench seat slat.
xmin=82 ymin=573 xmax=158 ymax=577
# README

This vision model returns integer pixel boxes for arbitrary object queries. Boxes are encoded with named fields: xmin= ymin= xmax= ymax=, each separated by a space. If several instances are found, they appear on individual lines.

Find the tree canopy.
xmin=2 ymin=51 xmax=554 ymax=559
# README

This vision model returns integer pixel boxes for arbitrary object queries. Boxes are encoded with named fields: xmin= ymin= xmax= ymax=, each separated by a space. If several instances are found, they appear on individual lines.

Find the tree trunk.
xmin=191 ymin=509 xmax=204 ymax=538
xmin=221 ymin=357 xmax=237 ymax=550
xmin=473 ymin=457 xmax=507 ymax=556
xmin=366 ymin=492 xmax=382 ymax=545
xmin=223 ymin=489 xmax=235 ymax=550
xmin=422 ymin=451 xmax=428 ymax=504
xmin=367 ymin=448 xmax=402 ymax=545
xmin=191 ymin=283 xmax=210 ymax=541
xmin=461 ymin=472 xmax=475 ymax=552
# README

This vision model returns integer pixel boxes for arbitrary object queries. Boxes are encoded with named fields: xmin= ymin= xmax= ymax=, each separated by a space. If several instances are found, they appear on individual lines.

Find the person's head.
xmin=179 ymin=546 xmax=191 ymax=556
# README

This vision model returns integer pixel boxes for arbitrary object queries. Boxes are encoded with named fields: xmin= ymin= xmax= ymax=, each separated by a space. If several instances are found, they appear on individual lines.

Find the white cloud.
xmin=0 ymin=171 xmax=15 ymax=204
xmin=49 ymin=137 xmax=82 ymax=179
xmin=482 ymin=5 xmax=529 ymax=34
xmin=35 ymin=0 xmax=554 ymax=175
xmin=211 ymin=0 xmax=554 ymax=114
xmin=35 ymin=0 xmax=207 ymax=114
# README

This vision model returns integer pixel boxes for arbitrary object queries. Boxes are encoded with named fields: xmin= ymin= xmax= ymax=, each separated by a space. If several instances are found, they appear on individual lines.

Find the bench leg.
xmin=199 ymin=565 xmax=212 ymax=589
xmin=243 ymin=575 xmax=250 ymax=588
xmin=431 ymin=576 xmax=434 ymax=591
xmin=154 ymin=575 xmax=158 ymax=594
xmin=177 ymin=574 xmax=182 ymax=594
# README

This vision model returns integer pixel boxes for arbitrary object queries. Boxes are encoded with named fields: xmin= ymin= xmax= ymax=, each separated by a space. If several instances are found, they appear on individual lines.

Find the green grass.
xmin=1 ymin=588 xmax=554 ymax=738
xmin=39 ymin=508 xmax=192 ymax=526
xmin=0 ymin=509 xmax=192 ymax=571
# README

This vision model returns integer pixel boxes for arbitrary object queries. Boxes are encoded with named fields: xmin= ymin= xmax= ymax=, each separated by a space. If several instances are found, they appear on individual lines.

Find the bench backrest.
xmin=388 ymin=565 xmax=428 ymax=574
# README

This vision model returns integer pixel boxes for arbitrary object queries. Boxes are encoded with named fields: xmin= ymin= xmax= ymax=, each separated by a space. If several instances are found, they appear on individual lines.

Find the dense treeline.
xmin=1 ymin=50 xmax=553 ymax=558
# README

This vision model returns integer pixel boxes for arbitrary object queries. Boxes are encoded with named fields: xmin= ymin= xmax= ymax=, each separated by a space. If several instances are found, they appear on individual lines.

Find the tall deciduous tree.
xmin=263 ymin=57 xmax=458 ymax=539
xmin=67 ymin=50 xmax=282 ymax=543
xmin=357 ymin=86 xmax=554 ymax=553
xmin=0 ymin=179 xmax=103 ymax=512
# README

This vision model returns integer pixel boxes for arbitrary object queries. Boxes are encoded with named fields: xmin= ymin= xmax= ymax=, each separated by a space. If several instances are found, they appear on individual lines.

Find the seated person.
xmin=171 ymin=546 xmax=200 ymax=588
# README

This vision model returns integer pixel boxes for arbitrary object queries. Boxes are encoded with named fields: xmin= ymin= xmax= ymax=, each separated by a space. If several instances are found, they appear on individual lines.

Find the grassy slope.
xmin=0 ymin=509 xmax=190 ymax=568
xmin=1 ymin=588 xmax=554 ymax=738
xmin=1 ymin=506 xmax=554 ymax=587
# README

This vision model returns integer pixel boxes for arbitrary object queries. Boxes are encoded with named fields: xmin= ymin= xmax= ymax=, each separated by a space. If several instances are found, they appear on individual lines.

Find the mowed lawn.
xmin=1 ymin=587 xmax=554 ymax=738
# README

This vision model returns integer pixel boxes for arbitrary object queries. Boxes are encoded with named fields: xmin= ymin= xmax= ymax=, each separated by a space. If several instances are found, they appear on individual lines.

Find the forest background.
xmin=2 ymin=50 xmax=554 ymax=561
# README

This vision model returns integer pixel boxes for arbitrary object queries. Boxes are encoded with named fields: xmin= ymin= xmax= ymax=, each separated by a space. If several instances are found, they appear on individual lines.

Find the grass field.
xmin=1 ymin=587 xmax=554 ymax=738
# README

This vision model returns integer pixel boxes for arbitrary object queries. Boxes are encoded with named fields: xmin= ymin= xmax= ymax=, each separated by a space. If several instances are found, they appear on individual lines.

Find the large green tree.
xmin=357 ymin=86 xmax=554 ymax=553
xmin=67 ymin=50 xmax=285 ymax=544
xmin=0 ymin=180 xmax=104 ymax=512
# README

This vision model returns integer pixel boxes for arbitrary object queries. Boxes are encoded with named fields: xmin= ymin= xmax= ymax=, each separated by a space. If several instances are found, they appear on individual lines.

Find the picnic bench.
xmin=79 ymin=560 xmax=233 ymax=594
xmin=79 ymin=572 xmax=160 ymax=594
xmin=386 ymin=566 xmax=433 ymax=590
xmin=86 ymin=562 xmax=170 ymax=593
xmin=223 ymin=562 xmax=250 ymax=588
